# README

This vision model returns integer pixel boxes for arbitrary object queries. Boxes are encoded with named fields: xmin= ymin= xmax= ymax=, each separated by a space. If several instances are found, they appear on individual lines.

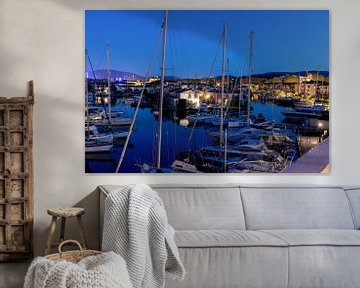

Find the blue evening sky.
xmin=85 ymin=10 xmax=329 ymax=78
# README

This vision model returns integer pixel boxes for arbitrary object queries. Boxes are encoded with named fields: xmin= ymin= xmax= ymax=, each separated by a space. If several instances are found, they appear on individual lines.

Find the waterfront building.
xmin=179 ymin=90 xmax=201 ymax=108
xmin=294 ymin=82 xmax=329 ymax=97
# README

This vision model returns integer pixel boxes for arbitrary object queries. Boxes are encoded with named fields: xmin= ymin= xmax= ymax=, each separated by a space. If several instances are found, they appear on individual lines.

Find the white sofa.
xmin=99 ymin=185 xmax=360 ymax=288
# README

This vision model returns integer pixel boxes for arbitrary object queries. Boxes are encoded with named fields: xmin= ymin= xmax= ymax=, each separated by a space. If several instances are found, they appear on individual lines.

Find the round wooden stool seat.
xmin=47 ymin=207 xmax=85 ymax=218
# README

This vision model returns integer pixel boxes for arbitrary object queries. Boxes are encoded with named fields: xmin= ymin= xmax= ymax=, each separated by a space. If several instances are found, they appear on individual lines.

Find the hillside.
xmin=89 ymin=69 xmax=329 ymax=84
xmin=88 ymin=69 xmax=145 ymax=81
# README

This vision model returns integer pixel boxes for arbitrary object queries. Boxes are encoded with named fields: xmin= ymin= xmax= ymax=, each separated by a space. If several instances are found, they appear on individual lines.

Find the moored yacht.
xmin=85 ymin=140 xmax=113 ymax=153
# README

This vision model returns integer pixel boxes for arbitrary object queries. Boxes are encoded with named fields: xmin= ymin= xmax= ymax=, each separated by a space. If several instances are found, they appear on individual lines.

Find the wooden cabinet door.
xmin=0 ymin=82 xmax=34 ymax=261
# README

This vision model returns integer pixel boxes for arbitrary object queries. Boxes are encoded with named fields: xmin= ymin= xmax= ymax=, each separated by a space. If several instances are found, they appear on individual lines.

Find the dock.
xmin=282 ymin=138 xmax=329 ymax=173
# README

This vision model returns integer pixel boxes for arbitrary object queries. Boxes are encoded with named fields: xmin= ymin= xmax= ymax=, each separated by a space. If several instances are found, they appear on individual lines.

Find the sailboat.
xmin=86 ymin=125 xmax=113 ymax=144
xmin=228 ymin=160 xmax=280 ymax=173
xmin=113 ymin=11 xmax=172 ymax=173
xmin=187 ymin=113 xmax=218 ymax=124
xmin=141 ymin=11 xmax=172 ymax=173
xmin=171 ymin=159 xmax=203 ymax=173
xmin=97 ymin=44 xmax=132 ymax=127
xmin=95 ymin=115 xmax=132 ymax=127
xmin=85 ymin=50 xmax=113 ymax=154
xmin=85 ymin=141 xmax=113 ymax=153
xmin=171 ymin=22 xmax=228 ymax=173
xmin=179 ymin=30 xmax=286 ymax=173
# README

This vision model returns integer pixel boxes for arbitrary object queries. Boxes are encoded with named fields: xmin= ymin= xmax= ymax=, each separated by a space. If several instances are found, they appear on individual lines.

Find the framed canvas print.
xmin=85 ymin=10 xmax=329 ymax=174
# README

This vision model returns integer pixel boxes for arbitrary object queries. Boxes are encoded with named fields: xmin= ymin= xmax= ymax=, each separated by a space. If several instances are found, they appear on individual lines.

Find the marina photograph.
xmin=85 ymin=10 xmax=329 ymax=173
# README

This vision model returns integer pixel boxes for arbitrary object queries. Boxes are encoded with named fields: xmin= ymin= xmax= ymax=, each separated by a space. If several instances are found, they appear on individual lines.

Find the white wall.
xmin=0 ymin=0 xmax=359 ymax=256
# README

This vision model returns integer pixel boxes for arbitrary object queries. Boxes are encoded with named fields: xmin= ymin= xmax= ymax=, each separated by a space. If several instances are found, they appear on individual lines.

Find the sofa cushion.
xmin=345 ymin=188 xmax=360 ymax=229
xmin=165 ymin=246 xmax=288 ymax=288
xmin=261 ymin=229 xmax=360 ymax=246
xmin=287 ymin=246 xmax=360 ymax=288
xmin=100 ymin=185 xmax=246 ymax=230
xmin=241 ymin=187 xmax=355 ymax=230
xmin=175 ymin=230 xmax=288 ymax=248
xmin=261 ymin=230 xmax=360 ymax=288
xmin=153 ymin=186 xmax=246 ymax=230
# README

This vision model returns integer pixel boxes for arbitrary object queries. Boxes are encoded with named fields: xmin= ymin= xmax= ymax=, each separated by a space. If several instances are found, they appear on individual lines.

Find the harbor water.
xmin=85 ymin=101 xmax=294 ymax=173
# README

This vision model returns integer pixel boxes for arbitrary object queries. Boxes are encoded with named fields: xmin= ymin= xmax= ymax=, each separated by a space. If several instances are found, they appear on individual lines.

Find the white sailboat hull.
xmin=96 ymin=118 xmax=132 ymax=126
xmin=85 ymin=144 xmax=113 ymax=153
xmin=171 ymin=160 xmax=202 ymax=173
xmin=113 ymin=131 xmax=129 ymax=139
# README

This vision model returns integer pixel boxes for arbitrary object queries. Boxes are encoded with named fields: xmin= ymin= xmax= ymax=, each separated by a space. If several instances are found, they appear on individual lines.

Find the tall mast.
xmin=224 ymin=129 xmax=228 ymax=173
xmin=226 ymin=58 xmax=230 ymax=92
xmin=85 ymin=49 xmax=90 ymax=137
xmin=239 ymin=69 xmax=243 ymax=119
xmin=247 ymin=31 xmax=254 ymax=126
xmin=106 ymin=43 xmax=111 ymax=120
xmin=156 ymin=10 xmax=168 ymax=171
xmin=220 ymin=22 xmax=227 ymax=146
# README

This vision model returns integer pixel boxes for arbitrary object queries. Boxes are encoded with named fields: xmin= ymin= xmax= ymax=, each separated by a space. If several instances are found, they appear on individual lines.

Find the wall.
xmin=0 ymin=0 xmax=359 ymax=256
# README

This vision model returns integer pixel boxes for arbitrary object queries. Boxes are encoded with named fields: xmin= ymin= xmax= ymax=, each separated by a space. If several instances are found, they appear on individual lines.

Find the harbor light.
xmin=179 ymin=119 xmax=189 ymax=127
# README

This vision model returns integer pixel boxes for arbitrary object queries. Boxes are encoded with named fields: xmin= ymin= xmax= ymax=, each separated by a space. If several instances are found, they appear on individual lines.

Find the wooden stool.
xmin=45 ymin=207 xmax=87 ymax=255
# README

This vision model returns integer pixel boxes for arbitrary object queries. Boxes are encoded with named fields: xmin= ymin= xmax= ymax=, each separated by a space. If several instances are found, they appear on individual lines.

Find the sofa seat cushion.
xmin=175 ymin=230 xmax=288 ymax=248
xmin=260 ymin=230 xmax=360 ymax=288
xmin=262 ymin=229 xmax=360 ymax=246
xmin=166 ymin=246 xmax=289 ymax=288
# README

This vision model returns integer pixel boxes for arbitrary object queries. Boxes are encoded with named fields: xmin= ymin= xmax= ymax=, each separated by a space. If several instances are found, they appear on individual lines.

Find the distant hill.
xmin=89 ymin=69 xmax=329 ymax=81
xmin=252 ymin=71 xmax=329 ymax=79
xmin=89 ymin=70 xmax=182 ymax=82
xmin=212 ymin=71 xmax=329 ymax=80
xmin=89 ymin=69 xmax=145 ymax=81
xmin=164 ymin=76 xmax=181 ymax=81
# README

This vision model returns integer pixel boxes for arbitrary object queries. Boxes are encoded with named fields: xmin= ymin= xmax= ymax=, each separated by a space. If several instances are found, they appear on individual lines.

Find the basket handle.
xmin=58 ymin=240 xmax=83 ymax=255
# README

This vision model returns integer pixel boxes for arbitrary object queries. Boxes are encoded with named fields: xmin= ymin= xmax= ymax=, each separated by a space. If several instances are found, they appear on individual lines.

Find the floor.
xmin=0 ymin=261 xmax=30 ymax=288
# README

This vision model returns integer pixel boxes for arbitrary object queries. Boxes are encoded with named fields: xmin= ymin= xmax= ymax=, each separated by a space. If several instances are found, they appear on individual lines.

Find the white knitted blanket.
xmin=102 ymin=184 xmax=185 ymax=288
xmin=24 ymin=251 xmax=133 ymax=288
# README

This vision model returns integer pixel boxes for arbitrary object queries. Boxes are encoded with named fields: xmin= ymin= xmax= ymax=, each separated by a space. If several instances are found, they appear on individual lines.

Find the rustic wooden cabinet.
xmin=0 ymin=81 xmax=34 ymax=261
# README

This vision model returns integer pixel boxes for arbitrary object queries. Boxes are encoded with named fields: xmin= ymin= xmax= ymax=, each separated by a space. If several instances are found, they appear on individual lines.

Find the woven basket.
xmin=45 ymin=240 xmax=102 ymax=263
